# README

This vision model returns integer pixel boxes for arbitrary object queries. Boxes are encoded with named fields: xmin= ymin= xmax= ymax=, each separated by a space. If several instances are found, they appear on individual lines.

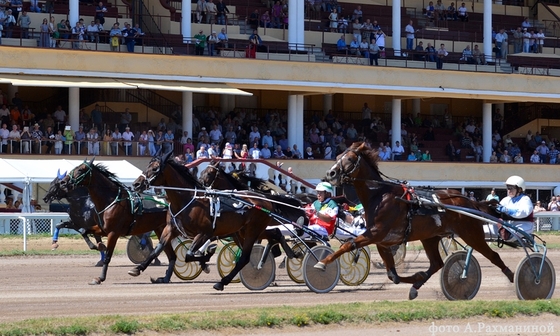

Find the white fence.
xmin=0 ymin=213 xmax=70 ymax=251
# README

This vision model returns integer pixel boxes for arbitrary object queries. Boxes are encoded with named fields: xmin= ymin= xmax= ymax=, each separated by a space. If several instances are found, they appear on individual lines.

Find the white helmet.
xmin=505 ymin=175 xmax=526 ymax=191
xmin=315 ymin=182 xmax=333 ymax=193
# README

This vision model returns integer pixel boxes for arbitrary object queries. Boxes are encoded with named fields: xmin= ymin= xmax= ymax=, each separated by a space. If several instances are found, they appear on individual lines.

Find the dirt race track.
xmin=1 ymin=239 xmax=559 ymax=335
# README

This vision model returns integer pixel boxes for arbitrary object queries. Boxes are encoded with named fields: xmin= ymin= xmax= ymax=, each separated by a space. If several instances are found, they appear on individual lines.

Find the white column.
xmin=288 ymin=95 xmax=304 ymax=154
xmin=412 ymin=99 xmax=421 ymax=117
xmin=482 ymin=102 xmax=492 ymax=162
xmin=483 ymin=0 xmax=492 ymax=63
xmin=182 ymin=91 xmax=193 ymax=141
xmin=323 ymin=94 xmax=333 ymax=115
xmin=392 ymin=0 xmax=402 ymax=56
xmin=69 ymin=0 xmax=79 ymax=31
xmin=0 ymin=185 xmax=5 ymax=206
xmin=288 ymin=0 xmax=305 ymax=50
xmin=182 ymin=0 xmax=192 ymax=43
xmin=8 ymin=85 xmax=18 ymax=104
xmin=68 ymin=87 xmax=79 ymax=131
xmin=391 ymin=98 xmax=402 ymax=149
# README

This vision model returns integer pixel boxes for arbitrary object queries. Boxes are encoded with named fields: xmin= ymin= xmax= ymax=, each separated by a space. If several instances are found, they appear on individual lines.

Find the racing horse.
xmin=57 ymin=159 xmax=177 ymax=285
xmin=317 ymin=142 xmax=514 ymax=299
xmin=43 ymin=172 xmax=107 ymax=259
xmin=199 ymin=160 xmax=308 ymax=259
xmin=131 ymin=151 xmax=306 ymax=291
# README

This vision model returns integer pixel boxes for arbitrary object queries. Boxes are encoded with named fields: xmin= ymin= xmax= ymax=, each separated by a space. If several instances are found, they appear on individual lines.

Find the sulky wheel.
xmin=127 ymin=235 xmax=153 ymax=265
xmin=286 ymin=242 xmax=308 ymax=284
xmin=440 ymin=250 xmax=481 ymax=300
xmin=303 ymin=245 xmax=340 ymax=293
xmin=438 ymin=237 xmax=459 ymax=261
xmin=172 ymin=239 xmax=203 ymax=281
xmin=514 ymin=253 xmax=556 ymax=300
xmin=217 ymin=241 xmax=241 ymax=283
xmin=239 ymin=244 xmax=276 ymax=291
xmin=340 ymin=246 xmax=371 ymax=286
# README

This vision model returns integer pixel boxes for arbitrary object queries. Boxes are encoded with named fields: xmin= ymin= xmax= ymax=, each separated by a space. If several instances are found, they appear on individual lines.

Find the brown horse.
xmin=131 ymin=151 xmax=305 ymax=291
xmin=318 ymin=142 xmax=514 ymax=299
xmin=58 ymin=158 xmax=176 ymax=285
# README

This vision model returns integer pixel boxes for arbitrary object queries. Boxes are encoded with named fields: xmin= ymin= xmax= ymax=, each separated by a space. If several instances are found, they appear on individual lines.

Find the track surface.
xmin=1 ymin=248 xmax=559 ymax=324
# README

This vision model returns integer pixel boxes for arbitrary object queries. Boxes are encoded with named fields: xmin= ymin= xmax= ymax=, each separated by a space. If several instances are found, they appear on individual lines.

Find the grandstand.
xmin=0 ymin=0 xmax=560 ymax=197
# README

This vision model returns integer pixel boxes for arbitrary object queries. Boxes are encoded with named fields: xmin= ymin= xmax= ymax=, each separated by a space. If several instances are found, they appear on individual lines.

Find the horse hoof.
xmin=213 ymin=283 xmax=224 ymax=291
xmin=314 ymin=262 xmax=326 ymax=271
xmin=503 ymin=267 xmax=514 ymax=283
xmin=150 ymin=277 xmax=168 ymax=284
xmin=97 ymin=243 xmax=107 ymax=252
xmin=89 ymin=278 xmax=101 ymax=285
xmin=409 ymin=287 xmax=418 ymax=300
xmin=95 ymin=260 xmax=104 ymax=267
xmin=128 ymin=269 xmax=141 ymax=277
xmin=203 ymin=265 xmax=210 ymax=274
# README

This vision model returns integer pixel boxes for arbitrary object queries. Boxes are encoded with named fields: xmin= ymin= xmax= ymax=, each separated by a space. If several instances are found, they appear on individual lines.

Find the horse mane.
xmin=166 ymin=159 xmax=205 ymax=188
xmin=351 ymin=142 xmax=380 ymax=173
xmin=93 ymin=163 xmax=130 ymax=190
xmin=232 ymin=170 xmax=273 ymax=192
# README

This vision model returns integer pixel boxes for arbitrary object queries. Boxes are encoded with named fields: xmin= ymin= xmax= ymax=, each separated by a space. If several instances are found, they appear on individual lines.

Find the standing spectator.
xmin=87 ymin=127 xmax=100 ymax=156
xmin=4 ymin=10 xmax=16 ymax=38
xmin=74 ymin=125 xmax=86 ymax=154
xmin=536 ymin=29 xmax=545 ymax=54
xmin=120 ymin=108 xmax=132 ymax=133
xmin=122 ymin=22 xmax=136 ymax=53
xmin=536 ymin=140 xmax=549 ymax=163
xmin=44 ymin=126 xmax=55 ymax=154
xmin=205 ymin=0 xmax=217 ymax=24
xmin=522 ymin=28 xmax=531 ymax=53
xmin=111 ymin=127 xmax=122 ymax=155
xmin=328 ymin=8 xmax=338 ymax=33
xmin=39 ymin=17 xmax=51 ymax=47
xmin=271 ymin=1 xmax=282 ymax=28
xmin=63 ymin=126 xmax=74 ymax=154
xmin=207 ymin=31 xmax=218 ymax=56
xmin=91 ymin=104 xmax=103 ymax=132
xmin=513 ymin=27 xmax=523 ymax=54
xmin=217 ymin=28 xmax=229 ymax=52
xmin=548 ymin=197 xmax=558 ymax=211
xmin=30 ymin=123 xmax=43 ymax=154
xmin=122 ymin=126 xmax=134 ymax=156
xmin=109 ymin=23 xmax=122 ymax=51
xmin=138 ymin=130 xmax=148 ymax=156
xmin=195 ymin=0 xmax=205 ymax=23
xmin=147 ymin=129 xmax=157 ymax=156
xmin=436 ymin=43 xmax=448 ymax=69
xmin=405 ymin=20 xmax=416 ymax=50
xmin=54 ymin=130 xmax=63 ymax=154
xmin=194 ymin=30 xmax=206 ymax=55
xmin=163 ymin=129 xmax=174 ymax=153
xmin=95 ymin=2 xmax=107 ymax=25
xmin=216 ymin=0 xmax=229 ymax=25
xmin=102 ymin=129 xmax=113 ymax=155
xmin=17 ymin=11 xmax=31 ymax=39
xmin=534 ymin=201 xmax=546 ymax=213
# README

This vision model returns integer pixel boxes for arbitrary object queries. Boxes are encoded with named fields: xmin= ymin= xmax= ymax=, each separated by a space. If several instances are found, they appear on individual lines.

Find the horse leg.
xmin=94 ymin=234 xmax=106 ymax=251
xmin=377 ymin=245 xmax=400 ymax=284
xmin=315 ymin=234 xmax=374 ymax=270
xmin=463 ymin=234 xmax=514 ymax=282
xmin=398 ymin=237 xmax=444 ymax=300
xmin=213 ymin=230 xmax=261 ymax=291
xmin=89 ymin=232 xmax=118 ymax=285
xmin=150 ymin=242 xmax=176 ymax=284
xmin=128 ymin=226 xmax=173 ymax=277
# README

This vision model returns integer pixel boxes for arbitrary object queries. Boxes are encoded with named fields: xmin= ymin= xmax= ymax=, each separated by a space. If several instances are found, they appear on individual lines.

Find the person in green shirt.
xmin=194 ymin=30 xmax=206 ymax=55
xmin=421 ymin=149 xmax=432 ymax=161
xmin=63 ymin=126 xmax=74 ymax=154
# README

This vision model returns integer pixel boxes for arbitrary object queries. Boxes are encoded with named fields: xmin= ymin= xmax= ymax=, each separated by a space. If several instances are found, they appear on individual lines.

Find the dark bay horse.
xmin=58 ymin=159 xmax=176 ymax=285
xmin=131 ymin=152 xmax=305 ymax=291
xmin=318 ymin=142 xmax=513 ymax=299
xmin=43 ymin=173 xmax=107 ymax=256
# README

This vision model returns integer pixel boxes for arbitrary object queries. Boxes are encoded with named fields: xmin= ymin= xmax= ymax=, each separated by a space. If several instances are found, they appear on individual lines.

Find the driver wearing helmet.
xmin=306 ymin=182 xmax=339 ymax=238
xmin=494 ymin=175 xmax=534 ymax=241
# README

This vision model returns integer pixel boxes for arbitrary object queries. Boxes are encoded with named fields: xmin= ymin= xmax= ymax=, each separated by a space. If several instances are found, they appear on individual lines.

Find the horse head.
xmin=326 ymin=142 xmax=380 ymax=186
xmin=199 ymin=160 xmax=222 ymax=188
xmin=133 ymin=150 xmax=174 ymax=191
xmin=64 ymin=160 xmax=95 ymax=191
xmin=43 ymin=173 xmax=68 ymax=203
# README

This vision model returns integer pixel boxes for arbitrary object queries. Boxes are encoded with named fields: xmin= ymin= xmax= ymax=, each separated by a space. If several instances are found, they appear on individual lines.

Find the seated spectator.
xmin=500 ymin=149 xmax=512 ymax=163
xmin=336 ymin=35 xmax=347 ymax=52
xmin=461 ymin=45 xmax=475 ymax=64
xmin=359 ymin=39 xmax=369 ymax=58
xmin=549 ymin=145 xmax=559 ymax=164
xmin=425 ymin=1 xmax=435 ymax=19
xmin=304 ymin=146 xmax=315 ymax=159
xmin=421 ymin=150 xmax=432 ymax=161
xmin=425 ymin=43 xmax=436 ymax=62
xmin=323 ymin=142 xmax=334 ymax=159
xmin=415 ymin=41 xmax=426 ymax=61
xmin=473 ymin=141 xmax=483 ymax=162
xmin=434 ymin=0 xmax=446 ymax=20
xmin=414 ymin=149 xmax=423 ymax=161
xmin=379 ymin=146 xmax=391 ymax=161
xmin=521 ymin=17 xmax=531 ymax=29
xmin=489 ymin=151 xmax=498 ymax=162
xmin=472 ymin=44 xmax=485 ymax=65
xmin=446 ymin=140 xmax=461 ymax=161
xmin=407 ymin=152 xmax=417 ymax=161
xmin=458 ymin=2 xmax=468 ymax=22
xmin=447 ymin=2 xmax=458 ymax=20
xmin=349 ymin=36 xmax=361 ymax=56
xmin=529 ymin=150 xmax=540 ymax=163
xmin=392 ymin=141 xmax=405 ymax=160
xmin=514 ymin=153 xmax=524 ymax=164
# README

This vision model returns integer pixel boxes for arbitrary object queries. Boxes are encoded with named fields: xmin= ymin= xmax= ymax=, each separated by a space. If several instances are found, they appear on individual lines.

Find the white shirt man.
xmin=0 ymin=123 xmax=9 ymax=152
xmin=53 ymin=106 xmax=67 ymax=124
xmin=209 ymin=126 xmax=222 ymax=143
xmin=122 ymin=127 xmax=134 ymax=155
xmin=249 ymin=144 xmax=261 ymax=159
xmin=196 ymin=145 xmax=209 ymax=159
xmin=87 ymin=129 xmax=100 ymax=155
xmin=392 ymin=141 xmax=405 ymax=160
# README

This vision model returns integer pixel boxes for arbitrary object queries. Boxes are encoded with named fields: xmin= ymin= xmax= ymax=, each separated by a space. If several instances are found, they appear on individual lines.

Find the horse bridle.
xmin=202 ymin=163 xmax=220 ymax=189
xmin=333 ymin=149 xmax=362 ymax=183
xmin=66 ymin=161 xmax=94 ymax=188
xmin=140 ymin=157 xmax=165 ymax=188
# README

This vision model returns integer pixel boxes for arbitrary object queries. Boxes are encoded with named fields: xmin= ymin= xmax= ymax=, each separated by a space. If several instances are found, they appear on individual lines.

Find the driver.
xmin=306 ymin=182 xmax=339 ymax=239
xmin=494 ymin=175 xmax=534 ymax=242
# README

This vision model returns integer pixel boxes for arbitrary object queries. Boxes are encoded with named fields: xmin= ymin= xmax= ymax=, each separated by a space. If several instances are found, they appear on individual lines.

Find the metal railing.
xmin=0 ymin=212 xmax=70 ymax=251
